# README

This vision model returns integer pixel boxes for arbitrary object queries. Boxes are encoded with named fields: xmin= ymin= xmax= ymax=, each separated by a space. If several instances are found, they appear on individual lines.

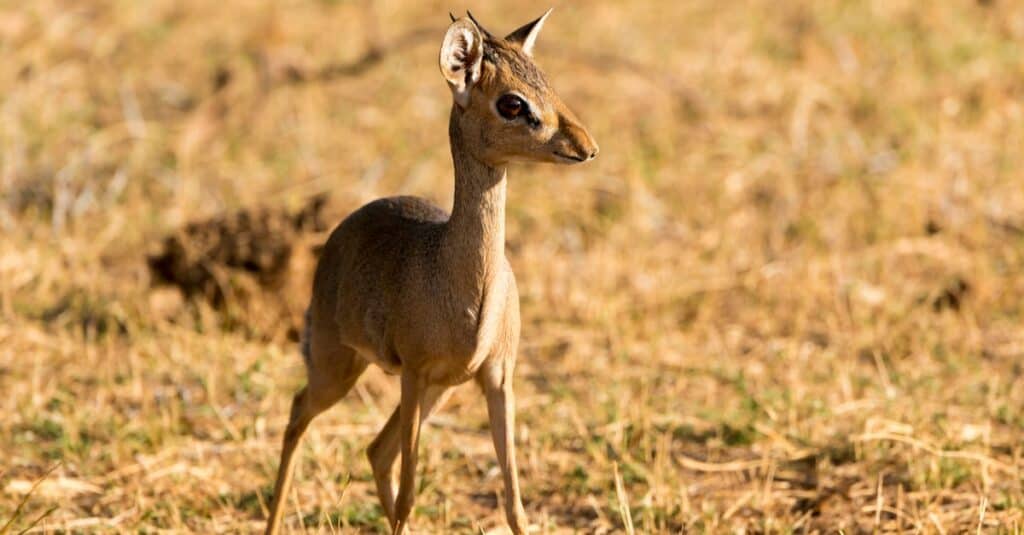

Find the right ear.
xmin=439 ymin=19 xmax=483 ymax=108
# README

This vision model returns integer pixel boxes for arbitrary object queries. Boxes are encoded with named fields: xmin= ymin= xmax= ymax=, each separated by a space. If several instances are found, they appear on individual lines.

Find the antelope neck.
xmin=442 ymin=106 xmax=507 ymax=283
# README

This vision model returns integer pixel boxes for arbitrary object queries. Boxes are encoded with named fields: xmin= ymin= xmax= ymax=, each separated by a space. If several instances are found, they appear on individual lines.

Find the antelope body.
xmin=265 ymin=10 xmax=597 ymax=534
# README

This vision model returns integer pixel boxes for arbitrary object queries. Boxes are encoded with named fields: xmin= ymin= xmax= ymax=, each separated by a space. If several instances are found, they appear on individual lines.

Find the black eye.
xmin=496 ymin=94 xmax=526 ymax=120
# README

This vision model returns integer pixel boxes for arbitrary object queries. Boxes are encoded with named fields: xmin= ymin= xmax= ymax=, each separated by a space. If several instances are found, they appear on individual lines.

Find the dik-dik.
xmin=265 ymin=10 xmax=598 ymax=534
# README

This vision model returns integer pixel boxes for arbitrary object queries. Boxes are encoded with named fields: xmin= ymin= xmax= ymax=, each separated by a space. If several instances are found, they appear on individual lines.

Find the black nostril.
xmin=589 ymin=149 xmax=599 ymax=159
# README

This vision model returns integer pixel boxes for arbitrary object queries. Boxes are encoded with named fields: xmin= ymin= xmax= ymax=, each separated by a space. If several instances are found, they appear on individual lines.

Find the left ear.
xmin=505 ymin=8 xmax=553 ymax=56
xmin=440 ymin=18 xmax=484 ymax=108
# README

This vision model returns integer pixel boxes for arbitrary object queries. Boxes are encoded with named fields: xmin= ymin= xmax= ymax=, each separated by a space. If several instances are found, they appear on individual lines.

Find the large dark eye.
xmin=496 ymin=94 xmax=526 ymax=120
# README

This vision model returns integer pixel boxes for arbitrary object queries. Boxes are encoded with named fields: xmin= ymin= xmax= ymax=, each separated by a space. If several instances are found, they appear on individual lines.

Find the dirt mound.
xmin=147 ymin=194 xmax=331 ymax=340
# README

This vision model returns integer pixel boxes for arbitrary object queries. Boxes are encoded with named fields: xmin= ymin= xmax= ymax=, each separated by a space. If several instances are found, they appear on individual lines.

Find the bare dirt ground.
xmin=2 ymin=0 xmax=1023 ymax=532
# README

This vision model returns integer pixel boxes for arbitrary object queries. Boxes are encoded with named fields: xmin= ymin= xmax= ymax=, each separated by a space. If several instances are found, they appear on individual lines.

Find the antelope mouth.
xmin=552 ymin=151 xmax=586 ymax=163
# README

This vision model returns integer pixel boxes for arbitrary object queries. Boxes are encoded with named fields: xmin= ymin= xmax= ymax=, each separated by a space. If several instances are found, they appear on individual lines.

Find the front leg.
xmin=367 ymin=386 xmax=453 ymax=527
xmin=477 ymin=355 xmax=528 ymax=535
xmin=393 ymin=370 xmax=426 ymax=535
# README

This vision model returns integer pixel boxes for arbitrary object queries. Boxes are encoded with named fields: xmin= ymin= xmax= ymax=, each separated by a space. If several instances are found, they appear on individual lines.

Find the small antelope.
xmin=265 ymin=9 xmax=598 ymax=535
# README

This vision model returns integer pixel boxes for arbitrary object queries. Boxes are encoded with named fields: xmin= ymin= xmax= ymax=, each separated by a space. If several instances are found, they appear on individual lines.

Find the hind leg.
xmin=265 ymin=343 xmax=368 ymax=535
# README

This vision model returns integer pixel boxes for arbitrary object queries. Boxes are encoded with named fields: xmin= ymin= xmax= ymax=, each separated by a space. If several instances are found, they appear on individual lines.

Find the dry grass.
xmin=2 ymin=0 xmax=1024 ymax=532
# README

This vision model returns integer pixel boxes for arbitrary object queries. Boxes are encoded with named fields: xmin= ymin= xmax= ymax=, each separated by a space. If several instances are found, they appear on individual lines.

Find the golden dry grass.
xmin=2 ymin=0 xmax=1024 ymax=532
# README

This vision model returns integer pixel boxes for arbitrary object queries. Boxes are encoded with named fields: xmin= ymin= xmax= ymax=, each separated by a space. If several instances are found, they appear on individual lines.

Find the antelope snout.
xmin=551 ymin=116 xmax=599 ymax=164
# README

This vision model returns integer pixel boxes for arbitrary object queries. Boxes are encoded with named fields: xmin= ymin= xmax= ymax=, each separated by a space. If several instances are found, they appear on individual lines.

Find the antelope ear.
xmin=440 ymin=18 xmax=484 ymax=107
xmin=505 ymin=8 xmax=552 ymax=56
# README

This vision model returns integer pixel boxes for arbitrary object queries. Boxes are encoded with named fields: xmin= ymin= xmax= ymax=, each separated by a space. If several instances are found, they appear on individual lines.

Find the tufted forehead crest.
xmin=481 ymin=38 xmax=550 ymax=92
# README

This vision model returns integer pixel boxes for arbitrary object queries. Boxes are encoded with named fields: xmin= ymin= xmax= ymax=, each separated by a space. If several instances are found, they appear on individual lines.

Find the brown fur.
xmin=264 ymin=11 xmax=597 ymax=535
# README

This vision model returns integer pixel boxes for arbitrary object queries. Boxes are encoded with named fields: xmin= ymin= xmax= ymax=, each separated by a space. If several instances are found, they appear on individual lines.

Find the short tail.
xmin=300 ymin=307 xmax=312 ymax=369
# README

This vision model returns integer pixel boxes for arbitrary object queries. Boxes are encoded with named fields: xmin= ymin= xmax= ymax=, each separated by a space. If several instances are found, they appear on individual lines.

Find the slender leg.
xmin=265 ymin=349 xmax=367 ymax=535
xmin=367 ymin=386 xmax=452 ymax=527
xmin=392 ymin=371 xmax=426 ymax=535
xmin=368 ymin=406 xmax=402 ymax=525
xmin=478 ymin=361 xmax=528 ymax=535
xmin=265 ymin=387 xmax=318 ymax=535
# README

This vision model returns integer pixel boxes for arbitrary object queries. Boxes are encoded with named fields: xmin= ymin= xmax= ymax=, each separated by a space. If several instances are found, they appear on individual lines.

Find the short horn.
xmin=465 ymin=10 xmax=494 ymax=39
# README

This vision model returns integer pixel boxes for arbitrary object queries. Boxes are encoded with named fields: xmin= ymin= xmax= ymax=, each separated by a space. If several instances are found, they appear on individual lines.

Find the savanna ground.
xmin=2 ymin=0 xmax=1024 ymax=532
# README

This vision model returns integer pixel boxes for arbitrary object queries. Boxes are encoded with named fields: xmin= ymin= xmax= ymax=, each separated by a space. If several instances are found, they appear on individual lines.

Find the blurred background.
xmin=2 ymin=0 xmax=1023 ymax=532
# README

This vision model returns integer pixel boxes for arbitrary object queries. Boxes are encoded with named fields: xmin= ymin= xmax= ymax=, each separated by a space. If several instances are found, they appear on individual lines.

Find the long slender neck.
xmin=442 ymin=106 xmax=507 ymax=283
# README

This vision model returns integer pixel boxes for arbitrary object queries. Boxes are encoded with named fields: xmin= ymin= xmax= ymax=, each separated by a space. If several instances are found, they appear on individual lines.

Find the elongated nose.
xmin=555 ymin=112 xmax=599 ymax=162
